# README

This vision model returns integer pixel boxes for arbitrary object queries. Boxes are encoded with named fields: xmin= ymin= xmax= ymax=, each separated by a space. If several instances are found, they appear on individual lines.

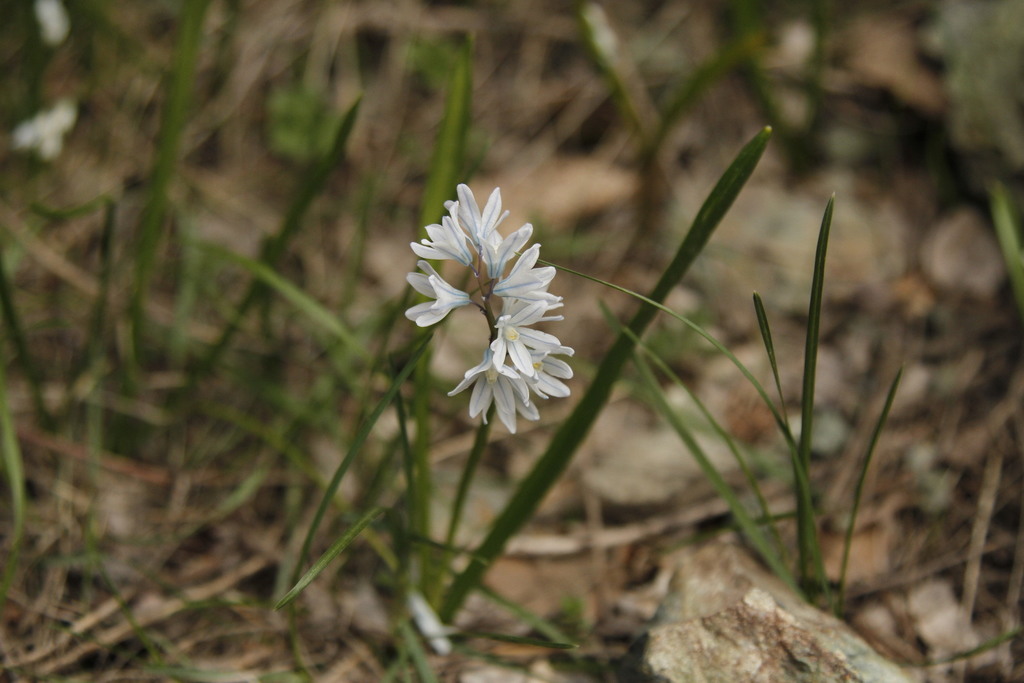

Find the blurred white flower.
xmin=34 ymin=0 xmax=70 ymax=46
xmin=407 ymin=184 xmax=574 ymax=431
xmin=12 ymin=99 xmax=77 ymax=160
xmin=406 ymin=591 xmax=453 ymax=655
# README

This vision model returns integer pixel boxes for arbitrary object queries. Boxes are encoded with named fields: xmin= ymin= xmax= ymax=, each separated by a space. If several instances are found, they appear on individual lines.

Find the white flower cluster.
xmin=405 ymin=184 xmax=573 ymax=433
xmin=12 ymin=99 xmax=77 ymax=161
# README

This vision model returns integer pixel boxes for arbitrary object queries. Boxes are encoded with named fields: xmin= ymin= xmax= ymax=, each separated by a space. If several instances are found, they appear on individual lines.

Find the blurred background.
xmin=1 ymin=0 xmax=1022 ymax=680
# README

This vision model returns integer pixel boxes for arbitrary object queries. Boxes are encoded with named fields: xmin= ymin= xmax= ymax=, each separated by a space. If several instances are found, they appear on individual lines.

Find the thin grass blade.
xmin=795 ymin=195 xmax=834 ymax=602
xmin=991 ymin=184 xmax=1024 ymax=326
xmin=0 ymin=348 xmax=26 ymax=617
xmin=197 ymin=241 xmax=368 ymax=359
xmin=653 ymin=32 xmax=764 ymax=150
xmin=294 ymin=334 xmax=432 ymax=578
xmin=275 ymin=506 xmax=386 ymax=609
xmin=752 ymin=292 xmax=791 ymax=435
xmin=606 ymin=305 xmax=788 ymax=568
xmin=130 ymin=0 xmax=211 ymax=360
xmin=399 ymin=619 xmax=441 ymax=683
xmin=836 ymin=367 xmax=902 ymax=613
xmin=452 ymin=631 xmax=577 ymax=650
xmin=0 ymin=239 xmax=52 ymax=428
xmin=576 ymin=2 xmax=648 ymax=137
xmin=631 ymin=350 xmax=797 ymax=593
xmin=440 ymin=127 xmax=772 ymax=621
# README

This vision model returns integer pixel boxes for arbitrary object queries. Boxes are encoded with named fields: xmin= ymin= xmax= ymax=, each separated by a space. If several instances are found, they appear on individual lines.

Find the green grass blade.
xmin=418 ymin=37 xmax=473 ymax=227
xmin=443 ymin=411 xmax=492 ymax=555
xmin=728 ymin=0 xmax=809 ymax=169
xmin=0 ymin=239 xmax=52 ymax=429
xmin=991 ymin=184 xmax=1024 ymax=326
xmin=452 ymin=631 xmax=577 ymax=650
xmin=436 ymin=410 xmax=492 ymax=602
xmin=795 ymin=195 xmax=834 ymax=602
xmin=631 ymin=349 xmax=797 ymax=593
xmin=129 ymin=0 xmax=211 ymax=361
xmin=836 ymin=367 xmax=902 ymax=614
xmin=606 ymin=305 xmax=788 ymax=567
xmin=185 ymin=95 xmax=362 ymax=392
xmin=196 ymin=241 xmax=369 ymax=359
xmin=548 ymin=262 xmax=794 ymax=449
xmin=652 ymin=31 xmax=764 ymax=150
xmin=576 ymin=1 xmax=647 ymax=138
xmin=752 ymin=292 xmax=790 ymax=434
xmin=399 ymin=619 xmax=441 ymax=683
xmin=440 ymin=127 xmax=772 ymax=621
xmin=294 ymin=334 xmax=432 ymax=578
xmin=476 ymin=584 xmax=579 ymax=652
xmin=0 ymin=347 xmax=26 ymax=618
xmin=275 ymin=506 xmax=386 ymax=610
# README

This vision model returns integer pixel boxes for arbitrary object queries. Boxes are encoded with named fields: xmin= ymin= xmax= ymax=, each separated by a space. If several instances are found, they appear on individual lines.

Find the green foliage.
xmin=266 ymin=85 xmax=345 ymax=163
xmin=991 ymin=184 xmax=1024 ymax=327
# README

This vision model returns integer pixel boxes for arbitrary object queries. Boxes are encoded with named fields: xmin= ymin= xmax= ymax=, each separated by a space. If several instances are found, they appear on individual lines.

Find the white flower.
xmin=404 ymin=260 xmax=471 ymax=327
xmin=492 ymin=243 xmax=558 ymax=301
xmin=34 ymin=0 xmax=69 ymax=46
xmin=448 ymin=350 xmax=535 ymax=433
xmin=481 ymin=222 xmax=532 ymax=278
xmin=528 ymin=351 xmax=574 ymax=399
xmin=12 ymin=99 xmax=77 ymax=160
xmin=411 ymin=211 xmax=474 ymax=267
xmin=490 ymin=299 xmax=567 ymax=378
xmin=455 ymin=184 xmax=507 ymax=249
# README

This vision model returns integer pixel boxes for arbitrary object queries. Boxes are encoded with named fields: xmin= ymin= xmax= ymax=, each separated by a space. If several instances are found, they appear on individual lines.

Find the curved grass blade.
xmin=631 ymin=349 xmax=797 ymax=593
xmin=836 ymin=367 xmax=902 ymax=614
xmin=440 ymin=127 xmax=772 ymax=621
xmin=293 ymin=334 xmax=432 ymax=578
xmin=275 ymin=506 xmax=386 ymax=609
xmin=477 ymin=584 xmax=579 ymax=653
xmin=196 ymin=241 xmax=368 ymax=360
xmin=606 ymin=305 xmax=788 ymax=570
xmin=547 ymin=261 xmax=795 ymax=451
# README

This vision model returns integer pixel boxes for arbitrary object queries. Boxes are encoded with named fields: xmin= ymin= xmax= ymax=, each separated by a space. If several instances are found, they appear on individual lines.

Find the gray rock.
xmin=619 ymin=543 xmax=915 ymax=683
